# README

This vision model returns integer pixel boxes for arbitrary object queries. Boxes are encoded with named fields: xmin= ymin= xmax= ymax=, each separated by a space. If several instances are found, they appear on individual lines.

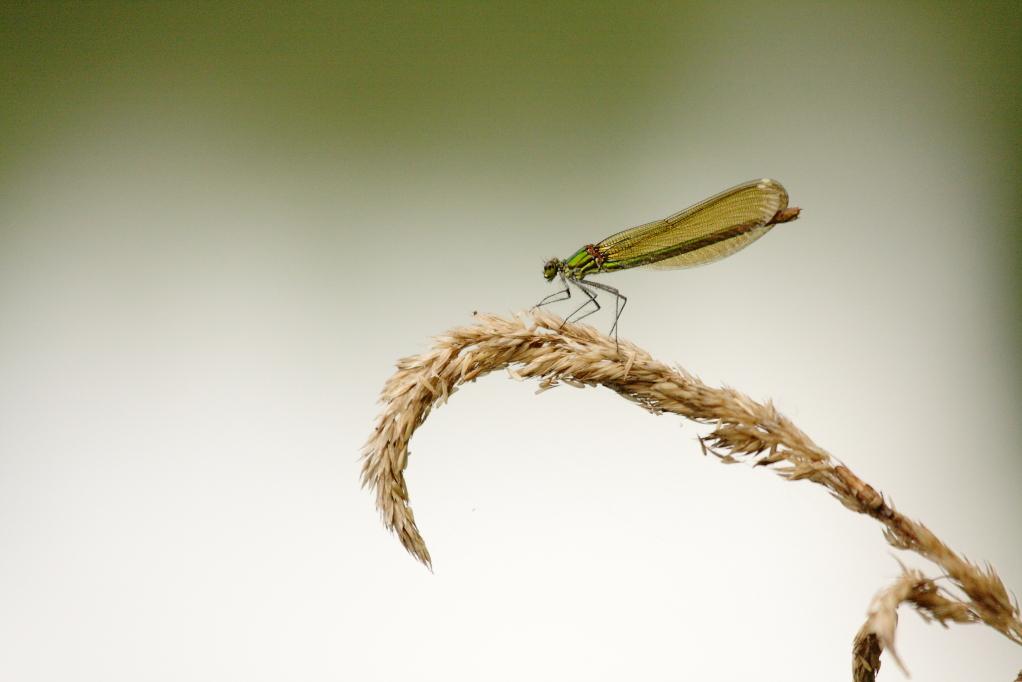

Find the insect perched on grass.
xmin=537 ymin=178 xmax=801 ymax=344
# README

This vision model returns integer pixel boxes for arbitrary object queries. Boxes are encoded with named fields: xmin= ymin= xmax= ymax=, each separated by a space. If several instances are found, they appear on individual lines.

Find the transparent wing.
xmin=637 ymin=223 xmax=773 ymax=270
xmin=597 ymin=179 xmax=788 ymax=271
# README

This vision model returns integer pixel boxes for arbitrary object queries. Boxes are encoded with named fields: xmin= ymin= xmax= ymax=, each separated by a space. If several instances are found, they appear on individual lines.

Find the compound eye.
xmin=543 ymin=259 xmax=559 ymax=282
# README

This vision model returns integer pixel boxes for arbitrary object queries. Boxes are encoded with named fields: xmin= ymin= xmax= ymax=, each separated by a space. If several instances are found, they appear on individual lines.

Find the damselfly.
xmin=537 ymin=178 xmax=801 ymax=342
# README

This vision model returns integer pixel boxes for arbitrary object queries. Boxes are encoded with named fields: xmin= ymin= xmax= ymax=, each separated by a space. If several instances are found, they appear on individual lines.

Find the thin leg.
xmin=565 ymin=280 xmax=601 ymax=324
xmin=572 ymin=279 xmax=627 ymax=350
xmin=536 ymin=280 xmax=572 ymax=309
xmin=536 ymin=277 xmax=595 ymax=330
xmin=583 ymin=280 xmax=627 ymax=339
xmin=536 ymin=277 xmax=628 ymax=351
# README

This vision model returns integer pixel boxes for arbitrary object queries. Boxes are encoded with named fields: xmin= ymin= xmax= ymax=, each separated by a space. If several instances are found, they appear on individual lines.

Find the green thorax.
xmin=556 ymin=243 xmax=619 ymax=281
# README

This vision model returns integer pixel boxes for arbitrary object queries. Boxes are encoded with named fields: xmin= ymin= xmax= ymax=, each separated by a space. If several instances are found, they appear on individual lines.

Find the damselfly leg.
xmin=573 ymin=279 xmax=627 ymax=341
xmin=536 ymin=284 xmax=571 ymax=309
xmin=535 ymin=276 xmax=627 ymax=351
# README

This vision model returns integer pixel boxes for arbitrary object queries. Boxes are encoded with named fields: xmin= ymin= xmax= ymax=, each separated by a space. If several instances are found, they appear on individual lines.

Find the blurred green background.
xmin=2 ymin=2 xmax=1020 ymax=680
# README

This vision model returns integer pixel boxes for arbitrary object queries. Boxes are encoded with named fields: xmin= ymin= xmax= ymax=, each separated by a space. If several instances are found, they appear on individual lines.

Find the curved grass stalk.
xmin=360 ymin=310 xmax=1021 ymax=680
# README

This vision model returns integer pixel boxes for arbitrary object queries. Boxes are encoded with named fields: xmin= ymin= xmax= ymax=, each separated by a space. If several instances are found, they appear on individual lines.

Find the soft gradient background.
xmin=2 ymin=2 xmax=1020 ymax=680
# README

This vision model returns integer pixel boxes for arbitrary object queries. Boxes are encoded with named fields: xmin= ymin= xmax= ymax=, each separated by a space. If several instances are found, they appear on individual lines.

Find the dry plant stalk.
xmin=360 ymin=311 xmax=1022 ymax=679
xmin=853 ymin=567 xmax=979 ymax=680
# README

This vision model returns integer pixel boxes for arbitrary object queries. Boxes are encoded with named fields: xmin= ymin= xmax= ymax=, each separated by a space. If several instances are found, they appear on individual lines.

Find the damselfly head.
xmin=543 ymin=258 xmax=560 ymax=282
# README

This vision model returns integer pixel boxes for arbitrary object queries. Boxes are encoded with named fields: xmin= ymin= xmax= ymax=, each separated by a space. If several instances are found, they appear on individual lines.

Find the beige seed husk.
xmin=360 ymin=310 xmax=1022 ymax=677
